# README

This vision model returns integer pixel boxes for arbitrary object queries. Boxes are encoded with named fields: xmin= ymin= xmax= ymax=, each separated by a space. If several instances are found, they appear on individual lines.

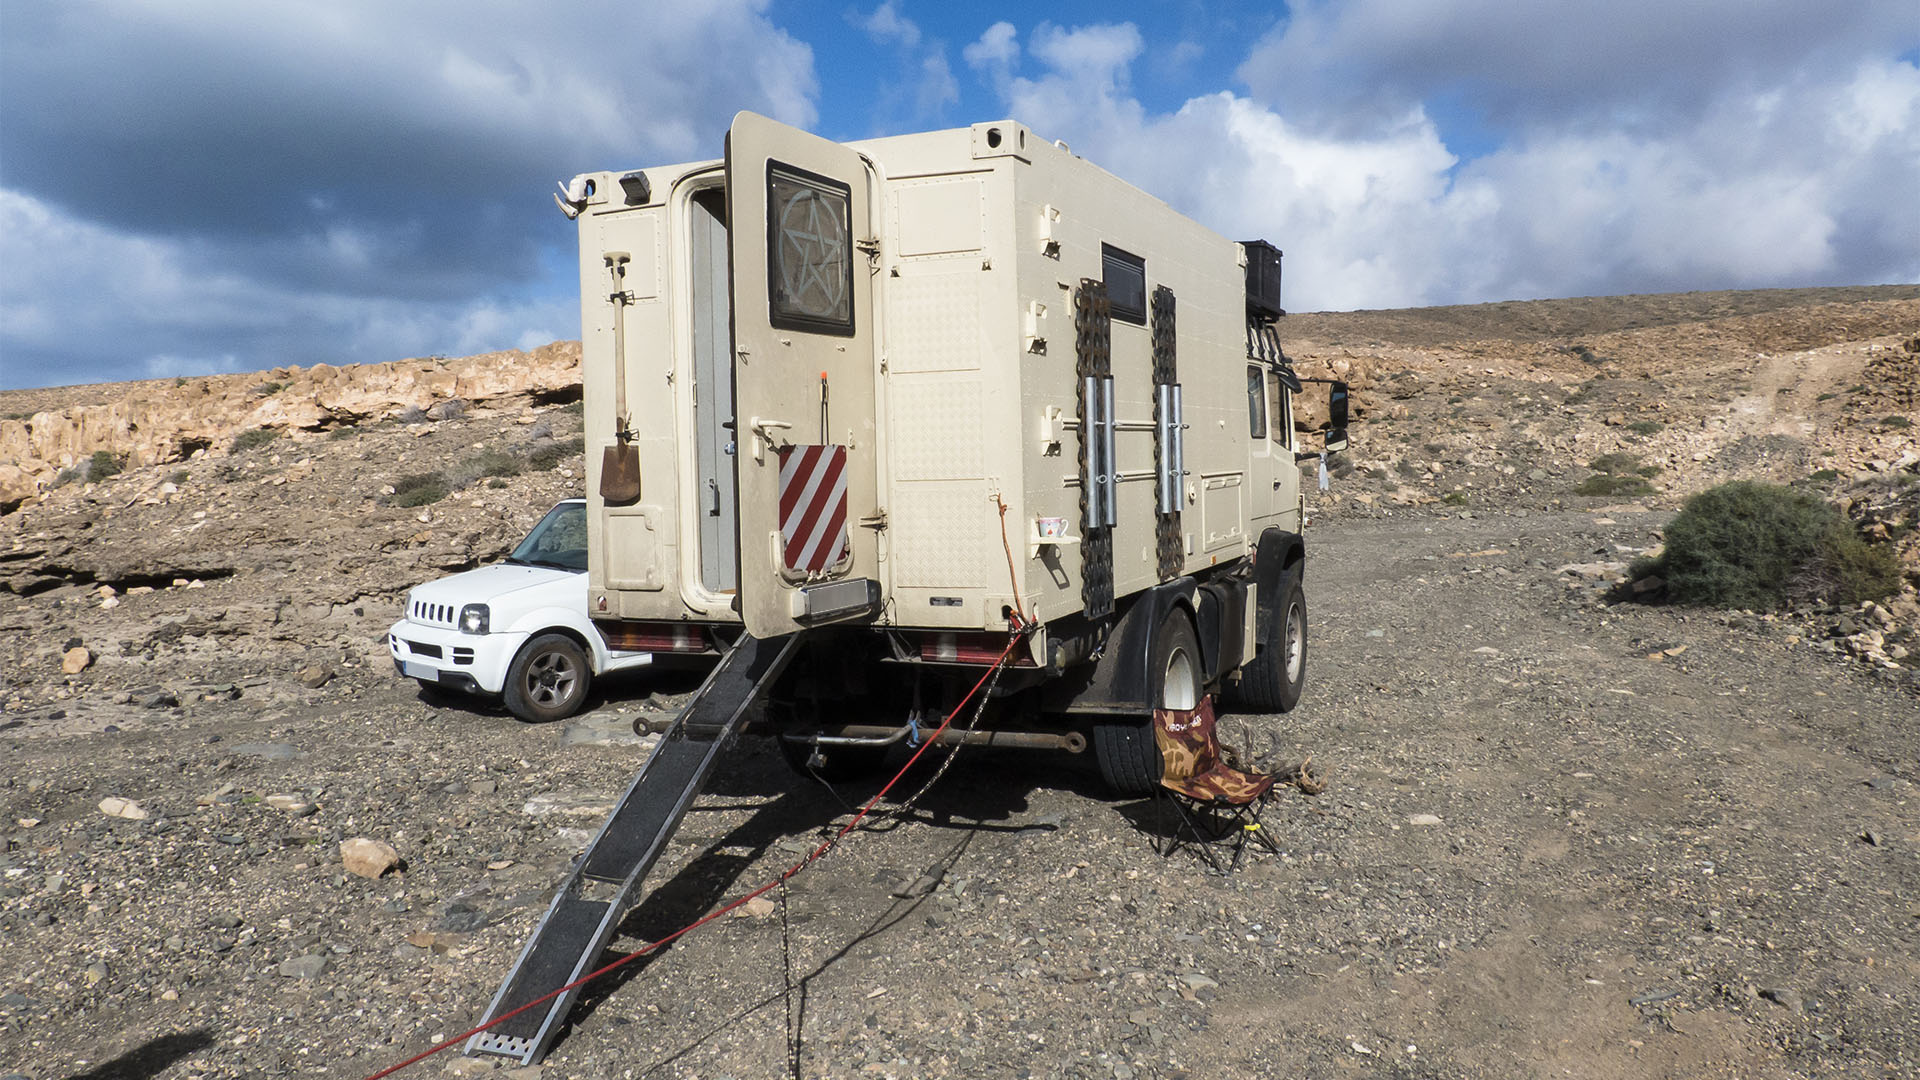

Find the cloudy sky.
xmin=2 ymin=1 xmax=1915 ymax=390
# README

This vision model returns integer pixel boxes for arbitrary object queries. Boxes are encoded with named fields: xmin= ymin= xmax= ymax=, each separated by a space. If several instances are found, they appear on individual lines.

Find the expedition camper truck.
xmin=464 ymin=113 xmax=1349 ymax=1066
xmin=564 ymin=112 xmax=1347 ymax=795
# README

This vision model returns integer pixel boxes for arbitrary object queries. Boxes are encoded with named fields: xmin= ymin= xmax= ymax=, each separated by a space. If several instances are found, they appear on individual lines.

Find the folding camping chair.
xmin=1153 ymin=697 xmax=1281 ymax=873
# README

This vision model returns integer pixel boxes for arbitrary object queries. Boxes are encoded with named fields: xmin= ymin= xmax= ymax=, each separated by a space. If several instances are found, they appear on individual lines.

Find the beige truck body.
xmin=569 ymin=114 xmax=1303 ymax=665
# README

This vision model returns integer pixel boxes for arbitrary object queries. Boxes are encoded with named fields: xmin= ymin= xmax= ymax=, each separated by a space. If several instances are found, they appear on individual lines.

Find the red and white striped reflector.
xmin=777 ymin=444 xmax=849 ymax=573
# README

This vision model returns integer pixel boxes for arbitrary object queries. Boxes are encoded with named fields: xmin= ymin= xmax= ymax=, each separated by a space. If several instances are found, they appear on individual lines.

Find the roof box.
xmin=1241 ymin=240 xmax=1284 ymax=319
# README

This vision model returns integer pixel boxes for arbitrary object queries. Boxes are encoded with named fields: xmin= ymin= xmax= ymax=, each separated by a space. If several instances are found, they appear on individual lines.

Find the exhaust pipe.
xmin=788 ymin=724 xmax=1086 ymax=754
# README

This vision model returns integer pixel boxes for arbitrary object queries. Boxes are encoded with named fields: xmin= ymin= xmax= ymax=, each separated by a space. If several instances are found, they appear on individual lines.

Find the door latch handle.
xmin=748 ymin=417 xmax=792 ymax=462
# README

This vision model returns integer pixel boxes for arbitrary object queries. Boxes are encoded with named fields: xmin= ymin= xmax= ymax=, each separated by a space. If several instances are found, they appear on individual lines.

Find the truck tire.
xmin=504 ymin=633 xmax=591 ymax=723
xmin=1094 ymin=609 xmax=1199 ymax=796
xmin=1233 ymin=565 xmax=1306 ymax=713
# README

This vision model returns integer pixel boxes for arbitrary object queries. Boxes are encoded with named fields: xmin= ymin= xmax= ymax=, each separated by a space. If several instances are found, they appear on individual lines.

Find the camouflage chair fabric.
xmin=1154 ymin=697 xmax=1275 ymax=804
xmin=1152 ymin=697 xmax=1278 ymax=872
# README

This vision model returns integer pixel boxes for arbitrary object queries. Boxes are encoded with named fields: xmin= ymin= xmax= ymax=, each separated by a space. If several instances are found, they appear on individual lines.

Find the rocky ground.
xmin=1 ymin=285 xmax=1916 ymax=1080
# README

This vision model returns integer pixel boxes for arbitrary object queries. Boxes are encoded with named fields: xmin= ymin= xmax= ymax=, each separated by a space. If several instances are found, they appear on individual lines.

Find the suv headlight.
xmin=459 ymin=604 xmax=491 ymax=635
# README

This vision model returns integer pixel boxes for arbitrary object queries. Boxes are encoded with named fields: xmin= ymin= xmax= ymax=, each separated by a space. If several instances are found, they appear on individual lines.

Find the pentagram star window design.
xmin=766 ymin=163 xmax=855 ymax=335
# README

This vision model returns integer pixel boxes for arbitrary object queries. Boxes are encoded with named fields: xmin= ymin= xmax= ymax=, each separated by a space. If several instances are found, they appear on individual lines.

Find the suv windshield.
xmin=507 ymin=502 xmax=588 ymax=571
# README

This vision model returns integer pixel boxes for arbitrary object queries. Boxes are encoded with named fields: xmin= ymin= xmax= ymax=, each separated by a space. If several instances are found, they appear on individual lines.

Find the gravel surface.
xmin=3 ymin=505 xmax=1915 ymax=1080
xmin=3 ymin=289 xmax=1914 ymax=1079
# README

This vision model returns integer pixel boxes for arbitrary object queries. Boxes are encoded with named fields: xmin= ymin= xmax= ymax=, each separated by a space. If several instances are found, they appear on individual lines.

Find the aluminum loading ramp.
xmin=466 ymin=632 xmax=803 ymax=1064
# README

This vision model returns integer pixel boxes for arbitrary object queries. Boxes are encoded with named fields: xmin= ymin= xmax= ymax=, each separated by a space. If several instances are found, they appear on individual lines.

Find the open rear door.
xmin=726 ymin=111 xmax=882 ymax=637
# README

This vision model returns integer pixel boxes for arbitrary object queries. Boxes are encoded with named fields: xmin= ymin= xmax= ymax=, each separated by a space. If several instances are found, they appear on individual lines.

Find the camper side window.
xmin=766 ymin=162 xmax=855 ymax=336
xmin=1102 ymin=244 xmax=1146 ymax=325
xmin=1246 ymin=365 xmax=1268 ymax=439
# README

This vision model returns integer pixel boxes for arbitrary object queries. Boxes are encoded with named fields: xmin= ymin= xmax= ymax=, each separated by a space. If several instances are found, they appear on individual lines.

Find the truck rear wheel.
xmin=504 ymin=633 xmax=591 ymax=723
xmin=1093 ymin=609 xmax=1199 ymax=796
xmin=1230 ymin=565 xmax=1306 ymax=713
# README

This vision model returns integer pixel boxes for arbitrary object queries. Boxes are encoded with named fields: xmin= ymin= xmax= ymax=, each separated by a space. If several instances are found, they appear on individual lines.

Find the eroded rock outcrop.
xmin=0 ymin=342 xmax=581 ymax=500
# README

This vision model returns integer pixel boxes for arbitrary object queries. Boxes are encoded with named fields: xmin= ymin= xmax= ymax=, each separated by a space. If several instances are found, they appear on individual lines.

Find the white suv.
xmin=387 ymin=499 xmax=650 ymax=721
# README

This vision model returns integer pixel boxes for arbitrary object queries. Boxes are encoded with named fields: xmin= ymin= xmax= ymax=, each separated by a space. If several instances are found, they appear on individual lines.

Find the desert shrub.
xmin=1587 ymin=452 xmax=1642 ymax=475
xmin=327 ymin=425 xmax=359 ymax=440
xmin=396 ymin=405 xmax=429 ymax=425
xmin=391 ymin=472 xmax=449 ymax=507
xmin=230 ymin=427 xmax=279 ymax=453
xmin=1441 ymin=491 xmax=1468 ymax=506
xmin=1879 ymin=415 xmax=1912 ymax=429
xmin=446 ymin=449 xmax=521 ymax=488
xmin=169 ymin=469 xmax=190 ymax=485
xmin=527 ymin=442 xmax=576 ymax=471
xmin=1807 ymin=468 xmax=1840 ymax=483
xmin=253 ymin=381 xmax=285 ymax=396
xmin=88 ymin=450 xmax=124 ymax=480
xmin=1576 ymin=473 xmax=1655 ymax=497
xmin=1626 ymin=420 xmax=1664 ymax=436
xmin=429 ymin=398 xmax=468 ymax=421
xmin=1637 ymin=480 xmax=1899 ymax=609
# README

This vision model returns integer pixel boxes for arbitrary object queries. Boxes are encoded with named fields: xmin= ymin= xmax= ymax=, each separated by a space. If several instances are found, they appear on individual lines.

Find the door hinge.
xmin=858 ymin=509 xmax=888 ymax=530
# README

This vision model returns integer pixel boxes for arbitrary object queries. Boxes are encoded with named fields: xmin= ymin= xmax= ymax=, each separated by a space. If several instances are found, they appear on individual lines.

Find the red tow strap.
xmin=363 ymin=632 xmax=1026 ymax=1079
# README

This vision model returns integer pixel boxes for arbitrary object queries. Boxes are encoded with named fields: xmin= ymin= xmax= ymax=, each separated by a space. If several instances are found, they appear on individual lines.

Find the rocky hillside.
xmin=0 ymin=342 xmax=580 ymax=511
xmin=1 ymin=285 xmax=1915 ymax=725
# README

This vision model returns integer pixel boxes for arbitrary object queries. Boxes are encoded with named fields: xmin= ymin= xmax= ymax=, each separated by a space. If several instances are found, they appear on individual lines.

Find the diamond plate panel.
xmin=888 ymin=273 xmax=983 ymax=374
xmin=889 ymin=374 xmax=983 ymax=481
xmin=892 ymin=483 xmax=991 ymax=587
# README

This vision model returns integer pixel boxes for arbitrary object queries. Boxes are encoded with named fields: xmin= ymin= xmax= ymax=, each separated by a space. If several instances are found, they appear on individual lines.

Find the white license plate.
xmin=403 ymin=661 xmax=439 ymax=680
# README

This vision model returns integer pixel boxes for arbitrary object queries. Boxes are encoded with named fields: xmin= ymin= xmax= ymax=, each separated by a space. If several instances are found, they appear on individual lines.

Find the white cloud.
xmin=1029 ymin=23 xmax=1144 ymax=95
xmin=144 ymin=353 xmax=245 ymax=380
xmin=860 ymin=1 xmax=921 ymax=49
xmin=963 ymin=21 xmax=1020 ymax=78
xmin=1239 ymin=0 xmax=1918 ymax=135
xmin=918 ymin=52 xmax=961 ymax=115
xmin=974 ymin=20 xmax=1920 ymax=311
xmin=854 ymin=3 xmax=962 ymax=124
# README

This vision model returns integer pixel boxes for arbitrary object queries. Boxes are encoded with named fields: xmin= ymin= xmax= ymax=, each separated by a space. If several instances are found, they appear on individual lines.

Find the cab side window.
xmin=1269 ymin=374 xmax=1292 ymax=451
xmin=1246 ymin=364 xmax=1267 ymax=439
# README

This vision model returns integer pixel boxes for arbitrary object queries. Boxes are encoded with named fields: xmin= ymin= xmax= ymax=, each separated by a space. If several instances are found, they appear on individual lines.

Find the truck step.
xmin=466 ymin=632 xmax=803 ymax=1065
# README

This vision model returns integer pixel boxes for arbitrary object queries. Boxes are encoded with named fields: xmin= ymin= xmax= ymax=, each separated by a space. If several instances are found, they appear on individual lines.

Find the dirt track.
xmin=4 ymin=504 xmax=1914 ymax=1080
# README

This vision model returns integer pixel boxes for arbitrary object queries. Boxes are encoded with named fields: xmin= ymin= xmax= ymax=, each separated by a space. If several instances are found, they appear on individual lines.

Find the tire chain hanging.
xmin=1150 ymin=286 xmax=1182 ymax=581
xmin=1074 ymin=279 xmax=1115 ymax=619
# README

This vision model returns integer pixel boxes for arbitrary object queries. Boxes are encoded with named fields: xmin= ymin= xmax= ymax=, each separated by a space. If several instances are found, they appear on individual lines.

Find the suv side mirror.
xmin=1324 ymin=426 xmax=1348 ymax=454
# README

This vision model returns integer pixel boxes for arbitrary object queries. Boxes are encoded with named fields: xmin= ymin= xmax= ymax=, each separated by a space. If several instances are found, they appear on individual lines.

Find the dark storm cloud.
xmin=0 ymin=0 xmax=818 ymax=387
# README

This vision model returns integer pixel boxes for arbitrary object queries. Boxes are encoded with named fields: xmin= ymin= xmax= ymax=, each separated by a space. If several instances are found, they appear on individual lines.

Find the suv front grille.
xmin=411 ymin=600 xmax=457 ymax=627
